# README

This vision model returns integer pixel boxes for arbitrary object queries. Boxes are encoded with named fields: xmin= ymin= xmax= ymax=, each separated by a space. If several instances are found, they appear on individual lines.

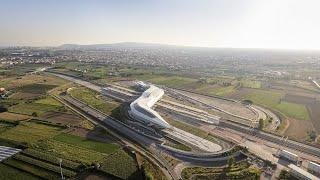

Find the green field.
xmin=8 ymin=102 xmax=61 ymax=116
xmin=34 ymin=97 xmax=63 ymax=107
xmin=100 ymin=150 xmax=139 ymax=179
xmin=1 ymin=74 xmax=67 ymax=90
xmin=136 ymin=74 xmax=238 ymax=96
xmin=53 ymin=133 xmax=119 ymax=154
xmin=275 ymin=102 xmax=309 ymax=120
xmin=240 ymin=89 xmax=309 ymax=120
xmin=70 ymin=87 xmax=120 ymax=115
xmin=0 ymin=122 xmax=63 ymax=144
xmin=240 ymin=80 xmax=261 ymax=89
xmin=12 ymin=84 xmax=57 ymax=94
xmin=241 ymin=89 xmax=284 ymax=108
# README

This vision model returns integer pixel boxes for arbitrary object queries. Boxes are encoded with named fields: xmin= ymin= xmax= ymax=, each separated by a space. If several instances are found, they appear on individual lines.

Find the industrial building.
xmin=129 ymin=84 xmax=171 ymax=129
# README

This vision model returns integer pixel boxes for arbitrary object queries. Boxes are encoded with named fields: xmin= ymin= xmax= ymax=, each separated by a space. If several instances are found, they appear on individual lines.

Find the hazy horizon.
xmin=1 ymin=0 xmax=320 ymax=50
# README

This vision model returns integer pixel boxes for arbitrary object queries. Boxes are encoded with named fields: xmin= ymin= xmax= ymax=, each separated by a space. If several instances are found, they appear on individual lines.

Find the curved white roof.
xmin=130 ymin=85 xmax=171 ymax=129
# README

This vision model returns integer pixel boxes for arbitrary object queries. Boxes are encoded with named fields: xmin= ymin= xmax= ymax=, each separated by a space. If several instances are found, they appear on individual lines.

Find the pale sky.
xmin=0 ymin=0 xmax=320 ymax=49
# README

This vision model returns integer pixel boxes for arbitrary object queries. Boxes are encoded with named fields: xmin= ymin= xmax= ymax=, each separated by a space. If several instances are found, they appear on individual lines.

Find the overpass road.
xmin=53 ymin=94 xmax=179 ymax=180
xmin=48 ymin=71 xmax=320 ymax=161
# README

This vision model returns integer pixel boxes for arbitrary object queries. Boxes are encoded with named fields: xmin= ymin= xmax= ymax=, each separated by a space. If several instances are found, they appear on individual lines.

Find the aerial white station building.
xmin=129 ymin=83 xmax=171 ymax=129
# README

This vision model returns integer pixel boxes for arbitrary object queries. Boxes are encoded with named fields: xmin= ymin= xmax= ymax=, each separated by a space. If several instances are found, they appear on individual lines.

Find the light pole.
xmin=58 ymin=158 xmax=64 ymax=179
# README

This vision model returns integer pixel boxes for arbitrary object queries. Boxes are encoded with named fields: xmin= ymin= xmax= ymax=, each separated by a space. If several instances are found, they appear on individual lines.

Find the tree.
xmin=259 ymin=119 xmax=264 ymax=130
xmin=32 ymin=112 xmax=38 ymax=117
xmin=228 ymin=157 xmax=235 ymax=168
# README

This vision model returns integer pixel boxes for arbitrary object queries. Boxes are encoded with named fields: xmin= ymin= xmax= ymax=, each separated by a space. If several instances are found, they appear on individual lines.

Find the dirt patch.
xmin=40 ymin=111 xmax=84 ymax=125
xmin=284 ymin=118 xmax=314 ymax=140
xmin=0 ymin=112 xmax=30 ymax=122
xmin=68 ymin=127 xmax=90 ymax=137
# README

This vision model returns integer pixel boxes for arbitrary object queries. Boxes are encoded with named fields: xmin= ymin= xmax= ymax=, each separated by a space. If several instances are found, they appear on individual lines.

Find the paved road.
xmin=48 ymin=71 xmax=320 ymax=160
xmin=219 ymin=120 xmax=320 ymax=158
xmin=57 ymin=95 xmax=179 ymax=180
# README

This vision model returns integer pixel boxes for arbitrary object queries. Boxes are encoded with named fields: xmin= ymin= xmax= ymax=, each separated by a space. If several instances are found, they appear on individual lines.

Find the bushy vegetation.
xmin=13 ymin=154 xmax=77 ymax=177
xmin=34 ymin=140 xmax=107 ymax=164
xmin=135 ymin=153 xmax=167 ymax=180
xmin=22 ymin=148 xmax=81 ymax=171
xmin=0 ymin=164 xmax=40 ymax=180
xmin=99 ymin=150 xmax=138 ymax=179
xmin=182 ymin=162 xmax=261 ymax=180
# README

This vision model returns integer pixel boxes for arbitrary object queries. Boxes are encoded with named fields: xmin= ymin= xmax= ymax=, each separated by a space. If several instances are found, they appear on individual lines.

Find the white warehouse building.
xmin=129 ymin=84 xmax=171 ymax=129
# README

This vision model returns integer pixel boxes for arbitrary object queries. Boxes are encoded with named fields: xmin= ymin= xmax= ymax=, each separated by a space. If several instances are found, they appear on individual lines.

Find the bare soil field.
xmin=284 ymin=94 xmax=317 ymax=104
xmin=0 ymin=112 xmax=30 ymax=122
xmin=284 ymin=118 xmax=314 ymax=140
xmin=269 ymin=83 xmax=320 ymax=99
xmin=40 ymin=111 xmax=84 ymax=125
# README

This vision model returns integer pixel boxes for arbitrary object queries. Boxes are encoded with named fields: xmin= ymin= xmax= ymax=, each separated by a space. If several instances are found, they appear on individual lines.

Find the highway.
xmin=219 ymin=120 xmax=320 ymax=158
xmin=55 ymin=94 xmax=179 ymax=180
xmin=48 ymin=71 xmax=320 ymax=160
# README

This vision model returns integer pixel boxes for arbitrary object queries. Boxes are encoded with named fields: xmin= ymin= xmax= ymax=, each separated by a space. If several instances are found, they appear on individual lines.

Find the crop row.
xmin=13 ymin=154 xmax=77 ymax=177
xmin=100 ymin=150 xmax=138 ymax=179
xmin=3 ymin=159 xmax=60 ymax=179
xmin=22 ymin=148 xmax=81 ymax=171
